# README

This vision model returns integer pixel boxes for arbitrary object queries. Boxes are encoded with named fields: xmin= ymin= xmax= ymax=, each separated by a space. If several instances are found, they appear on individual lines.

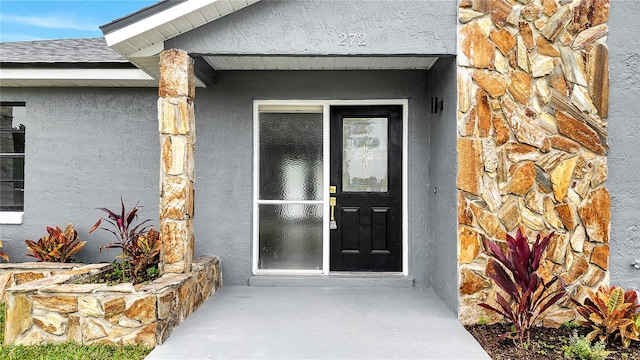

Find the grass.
xmin=0 ymin=343 xmax=152 ymax=360
xmin=0 ymin=303 xmax=5 ymax=343
xmin=0 ymin=303 xmax=152 ymax=360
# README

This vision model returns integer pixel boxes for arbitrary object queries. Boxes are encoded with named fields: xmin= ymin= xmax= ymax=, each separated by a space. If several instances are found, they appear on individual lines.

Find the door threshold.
xmin=249 ymin=273 xmax=414 ymax=288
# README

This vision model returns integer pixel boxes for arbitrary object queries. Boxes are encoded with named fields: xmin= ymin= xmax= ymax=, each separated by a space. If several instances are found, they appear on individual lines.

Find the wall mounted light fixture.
xmin=431 ymin=97 xmax=444 ymax=114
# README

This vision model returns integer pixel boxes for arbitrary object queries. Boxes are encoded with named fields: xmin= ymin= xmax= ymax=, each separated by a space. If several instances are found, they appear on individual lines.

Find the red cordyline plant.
xmin=479 ymin=228 xmax=567 ymax=347
xmin=89 ymin=199 xmax=161 ymax=281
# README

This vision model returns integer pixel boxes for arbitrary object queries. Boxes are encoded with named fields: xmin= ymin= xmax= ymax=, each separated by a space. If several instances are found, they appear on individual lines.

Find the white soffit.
xmin=0 ymin=68 xmax=158 ymax=87
xmin=105 ymin=0 xmax=260 ymax=57
xmin=204 ymin=56 xmax=439 ymax=71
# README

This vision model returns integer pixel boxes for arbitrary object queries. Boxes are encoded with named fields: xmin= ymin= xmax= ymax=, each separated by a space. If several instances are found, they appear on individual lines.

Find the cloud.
xmin=0 ymin=13 xmax=101 ymax=32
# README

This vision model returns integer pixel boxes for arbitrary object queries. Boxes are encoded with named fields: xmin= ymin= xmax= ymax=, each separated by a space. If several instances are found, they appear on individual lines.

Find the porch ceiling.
xmin=122 ymin=55 xmax=438 ymax=87
xmin=203 ymin=55 xmax=439 ymax=71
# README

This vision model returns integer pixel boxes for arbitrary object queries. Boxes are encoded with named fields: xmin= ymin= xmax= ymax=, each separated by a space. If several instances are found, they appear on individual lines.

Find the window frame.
xmin=0 ymin=101 xmax=26 ymax=224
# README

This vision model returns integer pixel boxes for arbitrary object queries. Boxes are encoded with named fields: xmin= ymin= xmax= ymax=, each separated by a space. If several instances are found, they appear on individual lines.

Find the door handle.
xmin=329 ymin=197 xmax=337 ymax=229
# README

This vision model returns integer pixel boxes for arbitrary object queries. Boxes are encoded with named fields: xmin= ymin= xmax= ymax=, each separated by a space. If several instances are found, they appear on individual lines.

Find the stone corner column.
xmin=455 ymin=0 xmax=611 ymax=325
xmin=158 ymin=49 xmax=196 ymax=274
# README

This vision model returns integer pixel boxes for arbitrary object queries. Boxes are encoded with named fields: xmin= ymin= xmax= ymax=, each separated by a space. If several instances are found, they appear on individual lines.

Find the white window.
xmin=0 ymin=102 xmax=26 ymax=224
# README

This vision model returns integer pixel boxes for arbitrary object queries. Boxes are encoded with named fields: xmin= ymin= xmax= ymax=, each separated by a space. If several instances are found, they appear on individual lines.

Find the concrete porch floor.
xmin=147 ymin=286 xmax=490 ymax=359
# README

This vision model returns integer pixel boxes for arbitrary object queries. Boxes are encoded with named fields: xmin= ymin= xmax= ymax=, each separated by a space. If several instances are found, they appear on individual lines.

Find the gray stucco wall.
xmin=193 ymin=70 xmax=431 ymax=285
xmin=426 ymin=57 xmax=458 ymax=312
xmin=0 ymin=88 xmax=159 ymax=263
xmin=608 ymin=1 xmax=640 ymax=289
xmin=0 ymin=70 xmax=435 ymax=286
xmin=168 ymin=0 xmax=457 ymax=56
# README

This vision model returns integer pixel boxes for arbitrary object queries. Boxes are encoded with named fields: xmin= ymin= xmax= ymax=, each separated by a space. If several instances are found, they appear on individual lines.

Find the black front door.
xmin=330 ymin=105 xmax=403 ymax=272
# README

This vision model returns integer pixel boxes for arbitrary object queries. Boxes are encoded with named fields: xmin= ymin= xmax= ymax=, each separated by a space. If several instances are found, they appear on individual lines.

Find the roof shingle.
xmin=0 ymin=37 xmax=129 ymax=64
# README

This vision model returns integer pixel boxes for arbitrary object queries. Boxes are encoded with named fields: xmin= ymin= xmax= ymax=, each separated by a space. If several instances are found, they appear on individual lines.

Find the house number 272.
xmin=338 ymin=33 xmax=367 ymax=46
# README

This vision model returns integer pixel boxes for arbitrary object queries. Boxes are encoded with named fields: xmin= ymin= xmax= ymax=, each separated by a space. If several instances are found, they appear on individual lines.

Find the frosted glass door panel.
xmin=342 ymin=117 xmax=388 ymax=192
xmin=258 ymin=204 xmax=323 ymax=270
xmin=259 ymin=113 xmax=323 ymax=201
xmin=257 ymin=108 xmax=324 ymax=271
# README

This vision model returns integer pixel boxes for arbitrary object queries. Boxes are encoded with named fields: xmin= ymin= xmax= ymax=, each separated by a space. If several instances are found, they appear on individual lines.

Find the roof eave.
xmin=100 ymin=0 xmax=259 ymax=86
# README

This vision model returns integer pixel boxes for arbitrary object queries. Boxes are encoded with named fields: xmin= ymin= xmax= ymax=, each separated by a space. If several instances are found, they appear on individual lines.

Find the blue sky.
xmin=0 ymin=0 xmax=159 ymax=42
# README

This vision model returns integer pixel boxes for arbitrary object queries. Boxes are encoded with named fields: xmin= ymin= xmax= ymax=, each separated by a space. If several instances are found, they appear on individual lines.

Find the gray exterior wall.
xmin=0 ymin=88 xmax=159 ymax=263
xmin=427 ymin=57 xmax=458 ymax=312
xmin=0 ymin=70 xmax=438 ymax=287
xmin=608 ymin=1 xmax=640 ymax=289
xmin=168 ymin=0 xmax=457 ymax=56
xmin=193 ymin=70 xmax=432 ymax=285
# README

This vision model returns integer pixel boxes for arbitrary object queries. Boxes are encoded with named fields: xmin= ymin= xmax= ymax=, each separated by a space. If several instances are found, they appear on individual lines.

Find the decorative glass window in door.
xmin=342 ymin=117 xmax=388 ymax=192
xmin=257 ymin=106 xmax=323 ymax=270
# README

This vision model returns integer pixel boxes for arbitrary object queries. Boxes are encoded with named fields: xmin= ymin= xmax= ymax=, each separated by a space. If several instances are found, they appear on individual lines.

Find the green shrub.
xmin=563 ymin=330 xmax=611 ymax=360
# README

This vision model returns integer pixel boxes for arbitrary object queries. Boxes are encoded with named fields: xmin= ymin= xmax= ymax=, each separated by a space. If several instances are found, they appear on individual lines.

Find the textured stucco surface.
xmin=0 ymin=88 xmax=159 ymax=264
xmin=193 ymin=70 xmax=431 ymax=286
xmin=0 ymin=70 xmax=434 ymax=287
xmin=427 ymin=57 xmax=458 ymax=312
xmin=608 ymin=0 xmax=640 ymax=289
xmin=168 ymin=0 xmax=457 ymax=56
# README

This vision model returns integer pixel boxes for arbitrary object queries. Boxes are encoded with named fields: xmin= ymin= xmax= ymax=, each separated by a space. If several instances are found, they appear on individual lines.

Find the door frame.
xmin=252 ymin=99 xmax=409 ymax=276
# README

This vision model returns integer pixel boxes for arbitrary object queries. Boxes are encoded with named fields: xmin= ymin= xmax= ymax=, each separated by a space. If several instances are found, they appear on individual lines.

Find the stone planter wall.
xmin=2 ymin=256 xmax=221 ymax=346
xmin=457 ymin=0 xmax=610 ymax=326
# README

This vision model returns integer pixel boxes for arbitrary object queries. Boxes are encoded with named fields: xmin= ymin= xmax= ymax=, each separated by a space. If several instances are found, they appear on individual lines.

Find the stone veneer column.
xmin=158 ymin=49 xmax=196 ymax=274
xmin=457 ymin=0 xmax=610 ymax=326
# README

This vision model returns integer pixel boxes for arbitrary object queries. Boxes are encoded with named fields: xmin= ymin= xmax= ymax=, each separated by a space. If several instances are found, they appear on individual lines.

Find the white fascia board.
xmin=104 ymin=0 xmax=221 ymax=48
xmin=0 ymin=68 xmax=155 ymax=81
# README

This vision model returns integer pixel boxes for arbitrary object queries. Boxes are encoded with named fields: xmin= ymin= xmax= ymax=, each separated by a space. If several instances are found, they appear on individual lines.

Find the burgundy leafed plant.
xmin=479 ymin=228 xmax=567 ymax=347
xmin=89 ymin=198 xmax=160 ymax=281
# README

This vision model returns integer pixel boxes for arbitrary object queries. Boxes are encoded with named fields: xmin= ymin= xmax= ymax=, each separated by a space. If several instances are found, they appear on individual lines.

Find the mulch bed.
xmin=466 ymin=323 xmax=640 ymax=360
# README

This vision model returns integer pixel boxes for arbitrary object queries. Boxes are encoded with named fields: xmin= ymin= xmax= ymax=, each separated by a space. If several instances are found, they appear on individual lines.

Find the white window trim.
xmin=253 ymin=99 xmax=409 ymax=276
xmin=0 ymin=212 xmax=24 ymax=224
xmin=1 ymin=102 xmax=26 ymax=225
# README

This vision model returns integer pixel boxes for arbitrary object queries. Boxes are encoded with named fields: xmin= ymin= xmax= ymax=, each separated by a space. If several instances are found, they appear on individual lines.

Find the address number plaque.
xmin=338 ymin=33 xmax=367 ymax=46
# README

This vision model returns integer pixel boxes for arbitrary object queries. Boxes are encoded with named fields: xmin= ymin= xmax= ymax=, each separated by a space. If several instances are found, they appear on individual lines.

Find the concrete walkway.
xmin=147 ymin=286 xmax=490 ymax=360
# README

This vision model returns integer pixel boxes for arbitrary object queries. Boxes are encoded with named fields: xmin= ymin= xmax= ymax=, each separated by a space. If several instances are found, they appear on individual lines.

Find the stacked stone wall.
xmin=2 ymin=256 xmax=221 ymax=346
xmin=456 ymin=0 xmax=610 ymax=326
